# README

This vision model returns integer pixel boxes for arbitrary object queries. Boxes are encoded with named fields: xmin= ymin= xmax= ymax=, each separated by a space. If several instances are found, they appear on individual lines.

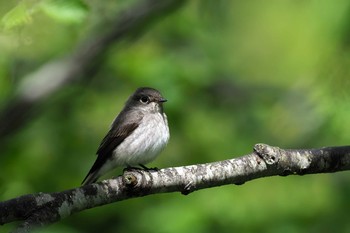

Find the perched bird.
xmin=82 ymin=87 xmax=170 ymax=185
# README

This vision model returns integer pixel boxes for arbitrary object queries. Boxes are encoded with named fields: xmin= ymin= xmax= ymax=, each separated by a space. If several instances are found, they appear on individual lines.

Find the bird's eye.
xmin=140 ymin=96 xmax=149 ymax=104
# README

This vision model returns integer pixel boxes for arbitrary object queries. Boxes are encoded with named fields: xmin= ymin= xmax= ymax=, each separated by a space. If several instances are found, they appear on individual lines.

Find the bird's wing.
xmin=82 ymin=112 xmax=142 ymax=184
xmin=96 ymin=122 xmax=139 ymax=156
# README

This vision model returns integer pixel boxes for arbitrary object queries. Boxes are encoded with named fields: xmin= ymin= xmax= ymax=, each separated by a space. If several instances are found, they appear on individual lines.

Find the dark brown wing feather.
xmin=81 ymin=110 xmax=142 ymax=184
xmin=96 ymin=123 xmax=138 ymax=156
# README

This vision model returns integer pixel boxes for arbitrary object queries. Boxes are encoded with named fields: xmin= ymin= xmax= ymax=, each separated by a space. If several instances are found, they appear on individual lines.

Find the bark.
xmin=1 ymin=144 xmax=349 ymax=233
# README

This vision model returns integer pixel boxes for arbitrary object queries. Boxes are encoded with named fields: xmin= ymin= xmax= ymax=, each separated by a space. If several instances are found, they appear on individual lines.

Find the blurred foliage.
xmin=1 ymin=0 xmax=88 ymax=30
xmin=1 ymin=0 xmax=350 ymax=232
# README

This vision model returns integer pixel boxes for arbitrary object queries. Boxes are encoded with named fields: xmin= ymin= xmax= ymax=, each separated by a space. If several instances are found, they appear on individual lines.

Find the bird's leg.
xmin=139 ymin=164 xmax=159 ymax=171
xmin=123 ymin=165 xmax=142 ymax=172
xmin=123 ymin=164 xmax=159 ymax=173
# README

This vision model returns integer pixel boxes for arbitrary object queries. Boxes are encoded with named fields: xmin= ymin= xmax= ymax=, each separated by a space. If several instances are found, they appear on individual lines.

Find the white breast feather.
xmin=112 ymin=112 xmax=169 ymax=166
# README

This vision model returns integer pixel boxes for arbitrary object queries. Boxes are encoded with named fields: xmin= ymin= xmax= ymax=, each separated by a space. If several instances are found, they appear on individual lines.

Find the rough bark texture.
xmin=1 ymin=144 xmax=349 ymax=233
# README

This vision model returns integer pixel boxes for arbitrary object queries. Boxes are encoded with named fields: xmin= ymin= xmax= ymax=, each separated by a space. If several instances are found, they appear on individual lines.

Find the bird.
xmin=82 ymin=87 xmax=170 ymax=185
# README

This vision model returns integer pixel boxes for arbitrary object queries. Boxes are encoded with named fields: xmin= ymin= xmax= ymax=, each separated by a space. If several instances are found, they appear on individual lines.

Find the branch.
xmin=1 ymin=144 xmax=350 ymax=233
xmin=0 ymin=0 xmax=186 ymax=140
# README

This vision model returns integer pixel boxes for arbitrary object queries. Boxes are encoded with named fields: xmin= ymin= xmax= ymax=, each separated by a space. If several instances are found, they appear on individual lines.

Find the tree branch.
xmin=1 ymin=144 xmax=349 ymax=233
xmin=0 ymin=0 xmax=186 ymax=140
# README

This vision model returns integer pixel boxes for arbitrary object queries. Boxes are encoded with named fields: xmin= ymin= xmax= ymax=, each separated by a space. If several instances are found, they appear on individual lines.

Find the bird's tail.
xmin=82 ymin=154 xmax=111 ymax=185
xmin=81 ymin=171 xmax=99 ymax=185
xmin=81 ymin=160 xmax=104 ymax=185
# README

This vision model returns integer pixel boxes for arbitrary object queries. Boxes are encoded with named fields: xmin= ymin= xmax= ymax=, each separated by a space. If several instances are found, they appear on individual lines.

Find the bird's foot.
xmin=139 ymin=164 xmax=159 ymax=171
xmin=123 ymin=165 xmax=159 ymax=173
xmin=123 ymin=166 xmax=142 ymax=173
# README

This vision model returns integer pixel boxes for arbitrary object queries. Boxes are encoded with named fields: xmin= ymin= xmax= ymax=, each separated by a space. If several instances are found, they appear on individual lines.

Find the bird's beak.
xmin=159 ymin=98 xmax=167 ymax=103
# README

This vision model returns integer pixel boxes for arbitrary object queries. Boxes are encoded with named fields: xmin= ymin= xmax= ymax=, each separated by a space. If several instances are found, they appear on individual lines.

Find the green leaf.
xmin=1 ymin=2 xmax=32 ymax=30
xmin=40 ymin=0 xmax=89 ymax=24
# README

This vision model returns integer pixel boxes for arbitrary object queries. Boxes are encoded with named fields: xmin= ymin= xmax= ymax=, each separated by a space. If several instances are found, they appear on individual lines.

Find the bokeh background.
xmin=1 ymin=0 xmax=350 ymax=232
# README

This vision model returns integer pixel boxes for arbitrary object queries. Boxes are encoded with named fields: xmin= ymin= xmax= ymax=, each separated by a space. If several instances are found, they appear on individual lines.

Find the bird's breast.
xmin=112 ymin=112 xmax=169 ymax=166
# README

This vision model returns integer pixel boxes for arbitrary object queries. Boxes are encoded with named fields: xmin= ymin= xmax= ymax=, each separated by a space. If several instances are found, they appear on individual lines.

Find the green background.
xmin=1 ymin=1 xmax=350 ymax=232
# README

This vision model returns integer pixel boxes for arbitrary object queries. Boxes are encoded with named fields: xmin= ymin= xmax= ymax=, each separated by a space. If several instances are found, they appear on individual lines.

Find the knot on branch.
xmin=123 ymin=173 xmax=138 ymax=187
xmin=181 ymin=181 xmax=195 ymax=195
xmin=254 ymin=143 xmax=280 ymax=165
xmin=122 ymin=169 xmax=153 ymax=195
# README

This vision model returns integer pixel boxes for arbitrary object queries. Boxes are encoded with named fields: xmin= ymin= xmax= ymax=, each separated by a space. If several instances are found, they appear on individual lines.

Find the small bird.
xmin=82 ymin=87 xmax=170 ymax=185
